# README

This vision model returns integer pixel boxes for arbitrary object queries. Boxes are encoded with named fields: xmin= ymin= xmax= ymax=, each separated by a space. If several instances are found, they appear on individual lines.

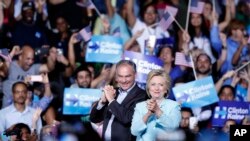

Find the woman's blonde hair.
xmin=145 ymin=69 xmax=171 ymax=98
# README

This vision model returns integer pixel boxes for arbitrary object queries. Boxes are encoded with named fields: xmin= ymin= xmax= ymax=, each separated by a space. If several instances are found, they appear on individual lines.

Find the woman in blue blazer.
xmin=131 ymin=69 xmax=181 ymax=141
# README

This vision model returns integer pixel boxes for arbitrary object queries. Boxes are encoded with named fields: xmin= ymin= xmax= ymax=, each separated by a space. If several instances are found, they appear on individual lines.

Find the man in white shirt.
xmin=0 ymin=81 xmax=42 ymax=140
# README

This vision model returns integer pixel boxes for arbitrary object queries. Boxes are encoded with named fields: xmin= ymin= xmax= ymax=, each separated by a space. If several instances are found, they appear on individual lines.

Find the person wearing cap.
xmin=11 ymin=1 xmax=48 ymax=49
xmin=14 ymin=0 xmax=48 ymax=21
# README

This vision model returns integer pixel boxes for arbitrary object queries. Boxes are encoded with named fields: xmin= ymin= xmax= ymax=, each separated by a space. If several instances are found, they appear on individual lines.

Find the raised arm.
xmin=181 ymin=31 xmax=191 ymax=55
xmin=68 ymin=33 xmax=80 ymax=70
xmin=0 ymin=46 xmax=21 ymax=69
xmin=90 ymin=65 xmax=111 ymax=88
xmin=126 ymin=0 xmax=136 ymax=28
xmin=217 ymin=33 xmax=227 ymax=71
xmin=42 ymin=73 xmax=52 ymax=98
xmin=237 ymin=69 xmax=250 ymax=101
xmin=218 ymin=0 xmax=232 ymax=31
xmin=124 ymin=29 xmax=143 ymax=51
xmin=34 ymin=0 xmax=48 ymax=21
xmin=215 ymin=70 xmax=235 ymax=92
xmin=31 ymin=108 xmax=42 ymax=136
xmin=56 ymin=52 xmax=72 ymax=77
xmin=210 ymin=11 xmax=222 ymax=54
xmin=232 ymin=37 xmax=248 ymax=66
xmin=105 ymin=0 xmax=115 ymax=18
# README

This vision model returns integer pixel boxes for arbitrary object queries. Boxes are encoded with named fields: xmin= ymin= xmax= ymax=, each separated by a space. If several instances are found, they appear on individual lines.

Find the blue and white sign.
xmin=173 ymin=76 xmax=219 ymax=108
xmin=212 ymin=101 xmax=250 ymax=127
xmin=63 ymin=88 xmax=102 ymax=115
xmin=86 ymin=35 xmax=123 ymax=63
xmin=123 ymin=51 xmax=163 ymax=83
xmin=144 ymin=37 xmax=174 ymax=55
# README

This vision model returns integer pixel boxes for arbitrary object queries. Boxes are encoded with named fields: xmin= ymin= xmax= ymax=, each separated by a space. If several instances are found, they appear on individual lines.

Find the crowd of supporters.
xmin=0 ymin=0 xmax=250 ymax=141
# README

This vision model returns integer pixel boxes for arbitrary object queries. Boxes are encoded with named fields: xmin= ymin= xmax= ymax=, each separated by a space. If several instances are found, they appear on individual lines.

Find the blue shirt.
xmin=210 ymin=25 xmax=248 ymax=75
xmin=31 ymin=95 xmax=53 ymax=111
xmin=131 ymin=99 xmax=181 ymax=141
xmin=93 ymin=13 xmax=131 ymax=45
xmin=220 ymin=38 xmax=247 ymax=74
xmin=168 ymin=66 xmax=185 ymax=100
xmin=235 ymin=84 xmax=248 ymax=102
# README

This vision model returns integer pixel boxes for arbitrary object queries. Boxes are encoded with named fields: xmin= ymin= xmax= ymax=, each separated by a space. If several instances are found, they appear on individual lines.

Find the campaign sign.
xmin=144 ymin=37 xmax=174 ymax=55
xmin=212 ymin=101 xmax=250 ymax=127
xmin=173 ymin=76 xmax=219 ymax=108
xmin=86 ymin=35 xmax=123 ymax=63
xmin=63 ymin=88 xmax=102 ymax=115
xmin=123 ymin=51 xmax=163 ymax=83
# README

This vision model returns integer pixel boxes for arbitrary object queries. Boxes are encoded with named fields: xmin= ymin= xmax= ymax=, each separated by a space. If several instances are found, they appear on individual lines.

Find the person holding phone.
xmin=2 ymin=45 xmax=49 ymax=108
xmin=131 ymin=69 xmax=181 ymax=141
xmin=126 ymin=0 xmax=170 ymax=54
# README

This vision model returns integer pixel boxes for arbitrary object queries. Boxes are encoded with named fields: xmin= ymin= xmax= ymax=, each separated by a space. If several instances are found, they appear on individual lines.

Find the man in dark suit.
xmin=90 ymin=60 xmax=148 ymax=141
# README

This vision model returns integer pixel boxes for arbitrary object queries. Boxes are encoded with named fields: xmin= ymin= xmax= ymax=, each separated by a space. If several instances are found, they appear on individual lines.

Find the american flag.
xmin=78 ymin=25 xmax=92 ymax=42
xmin=112 ymin=27 xmax=120 ymax=37
xmin=175 ymin=52 xmax=193 ymax=67
xmin=158 ymin=11 xmax=174 ymax=31
xmin=0 ymin=48 xmax=11 ymax=62
xmin=164 ymin=5 xmax=178 ymax=17
xmin=0 ymin=48 xmax=9 ymax=56
xmin=76 ymin=0 xmax=95 ymax=9
xmin=190 ymin=0 xmax=205 ymax=14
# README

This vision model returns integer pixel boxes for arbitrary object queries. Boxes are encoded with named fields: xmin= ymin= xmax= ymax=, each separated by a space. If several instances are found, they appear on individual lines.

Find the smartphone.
xmin=35 ymin=48 xmax=49 ymax=56
xmin=57 ymin=48 xmax=63 ymax=55
xmin=148 ymin=35 xmax=156 ymax=48
xmin=189 ymin=117 xmax=198 ymax=130
xmin=104 ymin=63 xmax=112 ymax=69
xmin=0 ymin=48 xmax=9 ymax=56
xmin=30 ymin=75 xmax=43 ymax=82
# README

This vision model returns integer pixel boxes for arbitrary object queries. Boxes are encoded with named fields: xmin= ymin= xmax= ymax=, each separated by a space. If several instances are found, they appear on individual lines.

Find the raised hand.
xmin=134 ymin=29 xmax=144 ymax=39
xmin=231 ymin=73 xmax=240 ymax=87
xmin=35 ymin=0 xmax=46 ymax=8
xmin=147 ymin=99 xmax=163 ymax=118
xmin=32 ymin=108 xmax=42 ymax=128
xmin=146 ymin=99 xmax=159 ymax=113
xmin=10 ymin=45 xmax=22 ymax=56
xmin=222 ymin=70 xmax=235 ymax=81
xmin=56 ymin=53 xmax=68 ymax=64
xmin=182 ymin=31 xmax=191 ymax=55
xmin=182 ymin=31 xmax=190 ymax=43
xmin=103 ymin=85 xmax=116 ymax=103
xmin=69 ymin=33 xmax=81 ymax=45
xmin=239 ymin=69 xmax=250 ymax=83
xmin=41 ymin=73 xmax=49 ymax=84
xmin=219 ymin=33 xmax=227 ymax=47
xmin=101 ymin=15 xmax=110 ymax=34
xmin=100 ymin=90 xmax=107 ymax=104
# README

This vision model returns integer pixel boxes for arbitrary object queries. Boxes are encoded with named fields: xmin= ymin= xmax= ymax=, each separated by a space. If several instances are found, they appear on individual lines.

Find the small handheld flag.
xmin=77 ymin=25 xmax=92 ymax=42
xmin=158 ymin=11 xmax=174 ymax=31
xmin=190 ymin=0 xmax=205 ymax=14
